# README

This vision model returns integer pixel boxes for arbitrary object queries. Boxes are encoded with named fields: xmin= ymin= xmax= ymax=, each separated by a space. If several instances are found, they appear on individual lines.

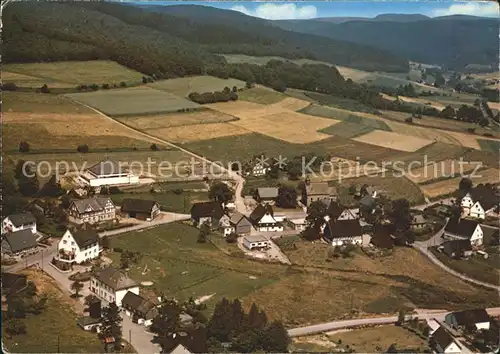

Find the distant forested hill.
xmin=274 ymin=15 xmax=499 ymax=70
xmin=3 ymin=2 xmax=409 ymax=74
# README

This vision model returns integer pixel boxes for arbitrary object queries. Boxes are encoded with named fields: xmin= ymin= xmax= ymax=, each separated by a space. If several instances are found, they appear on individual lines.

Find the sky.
xmin=133 ymin=1 xmax=499 ymax=20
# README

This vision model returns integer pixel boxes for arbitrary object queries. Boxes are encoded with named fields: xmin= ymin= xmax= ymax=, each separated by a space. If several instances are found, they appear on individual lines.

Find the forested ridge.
xmin=3 ymin=2 xmax=409 ymax=75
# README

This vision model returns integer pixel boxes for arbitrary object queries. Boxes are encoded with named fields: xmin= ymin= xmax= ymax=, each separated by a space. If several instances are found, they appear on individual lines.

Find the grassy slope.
xmin=148 ymin=76 xmax=245 ymax=98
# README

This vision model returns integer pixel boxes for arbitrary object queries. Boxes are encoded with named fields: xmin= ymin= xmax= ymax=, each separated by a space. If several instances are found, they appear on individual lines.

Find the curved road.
xmin=288 ymin=307 xmax=500 ymax=337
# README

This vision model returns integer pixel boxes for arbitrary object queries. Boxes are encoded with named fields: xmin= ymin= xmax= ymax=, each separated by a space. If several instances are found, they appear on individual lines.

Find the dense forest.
xmin=3 ymin=2 xmax=409 ymax=75
xmin=275 ymin=15 xmax=499 ymax=70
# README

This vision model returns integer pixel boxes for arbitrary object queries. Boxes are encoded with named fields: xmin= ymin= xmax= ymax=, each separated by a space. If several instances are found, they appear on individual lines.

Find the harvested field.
xmin=407 ymin=159 xmax=483 ymax=184
xmin=144 ymin=123 xmax=251 ymax=143
xmin=237 ymin=86 xmax=285 ymax=104
xmin=149 ymin=75 xmax=245 ymax=97
xmin=272 ymin=97 xmax=311 ymax=111
xmin=2 ymin=71 xmax=74 ymax=88
xmin=488 ymin=101 xmax=500 ymax=110
xmin=398 ymin=96 xmax=446 ymax=111
xmin=380 ymin=119 xmax=465 ymax=146
xmin=421 ymin=168 xmax=500 ymax=198
xmin=65 ymin=86 xmax=200 ymax=116
xmin=353 ymin=130 xmax=433 ymax=152
xmin=444 ymin=131 xmax=481 ymax=149
xmin=116 ymin=110 xmax=236 ymax=129
xmin=4 ymin=60 xmax=143 ymax=85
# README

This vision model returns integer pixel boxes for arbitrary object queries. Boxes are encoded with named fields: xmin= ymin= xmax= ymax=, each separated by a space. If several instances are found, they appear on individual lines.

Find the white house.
xmin=459 ymin=186 xmax=499 ymax=220
xmin=219 ymin=215 xmax=235 ymax=236
xmin=444 ymin=217 xmax=483 ymax=247
xmin=243 ymin=235 xmax=270 ymax=250
xmin=288 ymin=218 xmax=306 ymax=231
xmin=68 ymin=197 xmax=116 ymax=225
xmin=57 ymin=228 xmax=101 ymax=264
xmin=323 ymin=219 xmax=370 ymax=247
xmin=445 ymin=309 xmax=491 ymax=332
xmin=2 ymin=212 xmax=37 ymax=234
xmin=249 ymin=204 xmax=283 ymax=232
xmin=121 ymin=291 xmax=158 ymax=327
xmin=80 ymin=160 xmax=139 ymax=187
xmin=468 ymin=201 xmax=485 ymax=219
xmin=90 ymin=266 xmax=139 ymax=307
xmin=432 ymin=326 xmax=462 ymax=353
xmin=326 ymin=202 xmax=358 ymax=222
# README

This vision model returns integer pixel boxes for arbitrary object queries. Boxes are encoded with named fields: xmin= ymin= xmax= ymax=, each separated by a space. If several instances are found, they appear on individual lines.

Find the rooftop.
xmin=444 ymin=217 xmax=480 ymax=239
xmin=306 ymin=182 xmax=336 ymax=196
xmin=71 ymin=197 xmax=114 ymax=214
xmin=326 ymin=219 xmax=362 ymax=239
xmin=243 ymin=235 xmax=268 ymax=243
xmin=87 ymin=160 xmax=126 ymax=177
xmin=1 ymin=229 xmax=38 ymax=253
xmin=190 ymin=201 xmax=224 ymax=219
xmin=93 ymin=266 xmax=138 ymax=291
xmin=6 ymin=212 xmax=36 ymax=227
xmin=69 ymin=229 xmax=100 ymax=248
xmin=257 ymin=187 xmax=278 ymax=199
xmin=121 ymin=198 xmax=158 ymax=214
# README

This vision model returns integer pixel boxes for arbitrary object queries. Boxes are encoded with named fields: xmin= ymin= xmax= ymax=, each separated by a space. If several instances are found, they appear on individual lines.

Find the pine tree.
xmin=207 ymin=297 xmax=233 ymax=342
xmin=100 ymin=302 xmax=123 ymax=349
xmin=151 ymin=299 xmax=183 ymax=353
xmin=231 ymin=299 xmax=245 ymax=337
xmin=262 ymin=321 xmax=290 ymax=352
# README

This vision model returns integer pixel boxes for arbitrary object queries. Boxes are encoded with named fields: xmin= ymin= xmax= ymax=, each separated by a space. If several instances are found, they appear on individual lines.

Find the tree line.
xmin=188 ymin=86 xmax=238 ymax=104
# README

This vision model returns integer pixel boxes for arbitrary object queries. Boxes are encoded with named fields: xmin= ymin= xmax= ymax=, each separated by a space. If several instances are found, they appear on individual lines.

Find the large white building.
xmin=90 ymin=266 xmax=139 ymax=306
xmin=80 ymin=160 xmax=139 ymax=187
xmin=2 ymin=212 xmax=37 ymax=234
xmin=68 ymin=197 xmax=116 ymax=225
xmin=243 ymin=235 xmax=271 ymax=250
xmin=57 ymin=228 xmax=101 ymax=264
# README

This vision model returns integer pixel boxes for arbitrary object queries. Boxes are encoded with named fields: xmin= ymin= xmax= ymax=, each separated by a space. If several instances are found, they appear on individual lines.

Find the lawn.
xmin=2 ymin=269 xmax=104 ymax=353
xmin=148 ymin=76 xmax=245 ymax=98
xmin=430 ymin=247 xmax=500 ymax=285
xmin=241 ymin=177 xmax=299 ymax=196
xmin=327 ymin=325 xmax=428 ymax=353
xmin=238 ymin=86 xmax=286 ymax=104
xmin=107 ymin=222 xmax=285 ymax=312
xmin=64 ymin=87 xmax=201 ymax=117
xmin=4 ymin=60 xmax=144 ymax=87
xmin=319 ymin=121 xmax=375 ymax=139
xmin=478 ymin=139 xmax=500 ymax=153
xmin=110 ymin=190 xmax=208 ymax=214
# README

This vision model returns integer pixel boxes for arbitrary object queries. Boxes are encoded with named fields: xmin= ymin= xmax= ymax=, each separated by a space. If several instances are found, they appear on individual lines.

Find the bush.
xmin=40 ymin=84 xmax=50 ymax=93
xmin=150 ymin=143 xmax=159 ymax=151
xmin=109 ymin=186 xmax=122 ymax=194
xmin=226 ymin=233 xmax=238 ymax=243
xmin=2 ymin=82 xmax=17 ymax=91
xmin=102 ymin=83 xmax=110 ymax=90
xmin=89 ymin=84 xmax=99 ymax=91
xmin=77 ymin=144 xmax=89 ymax=153
xmin=19 ymin=141 xmax=30 ymax=153
xmin=172 ymin=188 xmax=183 ymax=195
xmin=119 ymin=81 xmax=127 ymax=87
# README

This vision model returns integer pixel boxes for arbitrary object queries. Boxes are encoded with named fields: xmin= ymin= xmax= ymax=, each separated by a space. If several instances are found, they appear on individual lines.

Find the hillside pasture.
xmin=65 ymin=86 xmax=200 ymax=116
xmin=421 ymin=168 xmax=500 ymax=198
xmin=319 ymin=121 xmax=375 ymax=139
xmin=406 ymin=159 xmax=482 ymax=184
xmin=149 ymin=75 xmax=245 ymax=97
xmin=4 ymin=60 xmax=144 ymax=86
xmin=272 ymin=97 xmax=311 ymax=111
xmin=353 ymin=130 xmax=433 ymax=152
xmin=237 ymin=86 xmax=286 ymax=104
xmin=2 ymin=71 xmax=74 ymax=88
xmin=478 ymin=139 xmax=500 ymax=153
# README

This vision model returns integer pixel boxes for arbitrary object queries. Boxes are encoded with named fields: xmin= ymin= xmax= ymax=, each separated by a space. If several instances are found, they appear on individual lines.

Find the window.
xmin=71 ymin=241 xmax=75 ymax=246
xmin=63 ymin=240 xmax=67 ymax=244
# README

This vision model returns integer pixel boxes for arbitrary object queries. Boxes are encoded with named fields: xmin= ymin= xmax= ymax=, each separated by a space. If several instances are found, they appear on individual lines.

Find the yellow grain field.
xmin=398 ymin=96 xmax=446 ymax=111
xmin=421 ymin=168 xmax=500 ymax=197
xmin=353 ymin=130 xmax=433 ymax=152
xmin=271 ymin=97 xmax=311 ymax=111
xmin=406 ymin=159 xmax=483 ymax=184
xmin=382 ymin=120 xmax=463 ymax=146
xmin=487 ymin=101 xmax=500 ymax=110
xmin=445 ymin=131 xmax=481 ymax=149
xmin=144 ymin=123 xmax=250 ymax=143
xmin=336 ymin=66 xmax=373 ymax=81
xmin=116 ymin=110 xmax=236 ymax=130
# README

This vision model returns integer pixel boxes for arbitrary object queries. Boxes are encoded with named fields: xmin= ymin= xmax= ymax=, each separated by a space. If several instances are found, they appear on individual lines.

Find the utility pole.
xmin=57 ymin=334 xmax=60 ymax=353
xmin=41 ymin=250 xmax=44 ymax=271
xmin=129 ymin=329 xmax=131 ymax=345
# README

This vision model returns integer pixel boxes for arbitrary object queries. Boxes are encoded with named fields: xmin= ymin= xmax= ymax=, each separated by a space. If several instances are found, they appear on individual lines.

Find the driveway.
xmin=99 ymin=212 xmax=190 ymax=237
xmin=122 ymin=313 xmax=160 ymax=354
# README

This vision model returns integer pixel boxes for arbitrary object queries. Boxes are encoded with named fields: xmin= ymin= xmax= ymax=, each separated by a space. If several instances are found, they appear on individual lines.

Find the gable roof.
xmin=326 ymin=219 xmax=362 ymax=239
xmin=190 ymin=202 xmax=224 ymax=219
xmin=121 ymin=291 xmax=158 ymax=319
xmin=87 ymin=160 xmax=124 ymax=176
xmin=432 ymin=326 xmax=456 ymax=351
xmin=70 ymin=229 xmax=99 ymax=248
xmin=370 ymin=226 xmax=394 ymax=249
xmin=451 ymin=309 xmax=490 ymax=326
xmin=93 ymin=266 xmax=138 ymax=291
xmin=121 ymin=199 xmax=158 ymax=214
xmin=249 ymin=204 xmax=273 ymax=224
xmin=2 ymin=229 xmax=38 ymax=253
xmin=257 ymin=187 xmax=278 ymax=199
xmin=229 ymin=211 xmax=248 ymax=226
xmin=306 ymin=182 xmax=337 ymax=196
xmin=469 ymin=185 xmax=499 ymax=211
xmin=441 ymin=240 xmax=472 ymax=257
xmin=171 ymin=344 xmax=192 ymax=354
xmin=71 ymin=197 xmax=113 ymax=214
xmin=6 ymin=212 xmax=36 ymax=227
xmin=444 ymin=217 xmax=479 ymax=239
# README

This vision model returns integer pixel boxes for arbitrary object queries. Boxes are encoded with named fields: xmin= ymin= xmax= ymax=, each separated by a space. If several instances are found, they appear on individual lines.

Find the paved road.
xmin=288 ymin=307 xmax=500 ymax=337
xmin=413 ymin=219 xmax=500 ymax=290
xmin=99 ymin=212 xmax=190 ymax=237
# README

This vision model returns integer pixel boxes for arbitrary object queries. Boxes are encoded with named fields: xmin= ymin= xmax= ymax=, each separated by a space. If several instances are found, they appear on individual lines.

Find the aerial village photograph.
xmin=1 ymin=0 xmax=499 ymax=353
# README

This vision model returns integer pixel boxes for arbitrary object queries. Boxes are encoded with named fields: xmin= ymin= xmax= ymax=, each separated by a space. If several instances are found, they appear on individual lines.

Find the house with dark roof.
xmin=122 ymin=291 xmax=158 ymax=327
xmin=90 ymin=266 xmax=139 ymax=306
xmin=431 ymin=326 xmax=462 ymax=353
xmin=370 ymin=226 xmax=395 ymax=249
xmin=458 ymin=185 xmax=499 ymax=220
xmin=80 ymin=159 xmax=139 ymax=187
xmin=249 ymin=204 xmax=283 ymax=232
xmin=445 ymin=309 xmax=491 ymax=332
xmin=255 ymin=187 xmax=279 ymax=205
xmin=190 ymin=201 xmax=224 ymax=228
xmin=444 ymin=217 xmax=483 ymax=247
xmin=326 ymin=202 xmax=358 ymax=221
xmin=439 ymin=240 xmax=472 ymax=259
xmin=2 ymin=212 xmax=37 ymax=234
xmin=323 ymin=219 xmax=370 ymax=247
xmin=304 ymin=182 xmax=337 ymax=206
xmin=229 ymin=212 xmax=252 ymax=235
xmin=68 ymin=197 xmax=116 ymax=225
xmin=57 ymin=228 xmax=101 ymax=264
xmin=121 ymin=199 xmax=160 ymax=221
xmin=1 ymin=229 xmax=39 ymax=256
